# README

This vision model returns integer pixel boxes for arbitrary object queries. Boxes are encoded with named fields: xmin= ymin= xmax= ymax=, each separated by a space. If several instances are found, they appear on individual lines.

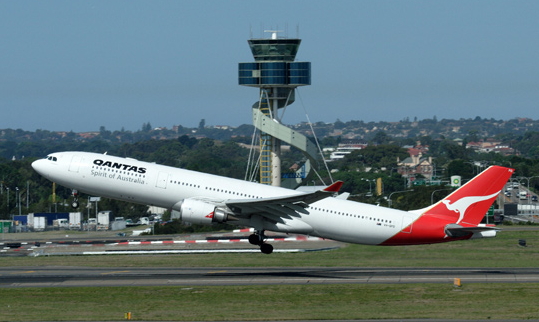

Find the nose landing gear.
xmin=248 ymin=230 xmax=274 ymax=254
xmin=71 ymin=189 xmax=79 ymax=208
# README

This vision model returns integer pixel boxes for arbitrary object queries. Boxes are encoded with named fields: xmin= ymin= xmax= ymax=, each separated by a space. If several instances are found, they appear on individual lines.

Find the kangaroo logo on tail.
xmin=442 ymin=191 xmax=500 ymax=224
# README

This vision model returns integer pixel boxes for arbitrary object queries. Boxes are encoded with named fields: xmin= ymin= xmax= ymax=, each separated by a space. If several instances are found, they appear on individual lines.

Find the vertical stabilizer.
xmin=424 ymin=166 xmax=514 ymax=226
xmin=382 ymin=165 xmax=514 ymax=245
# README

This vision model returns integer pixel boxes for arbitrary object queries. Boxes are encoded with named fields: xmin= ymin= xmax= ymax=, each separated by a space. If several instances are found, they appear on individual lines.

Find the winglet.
xmin=324 ymin=181 xmax=344 ymax=193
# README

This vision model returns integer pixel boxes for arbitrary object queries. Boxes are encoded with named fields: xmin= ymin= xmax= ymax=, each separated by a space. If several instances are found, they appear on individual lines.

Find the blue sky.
xmin=1 ymin=1 xmax=537 ymax=132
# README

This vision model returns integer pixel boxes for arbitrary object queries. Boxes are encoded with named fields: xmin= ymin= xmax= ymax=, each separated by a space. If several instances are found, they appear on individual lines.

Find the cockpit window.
xmin=46 ymin=156 xmax=58 ymax=162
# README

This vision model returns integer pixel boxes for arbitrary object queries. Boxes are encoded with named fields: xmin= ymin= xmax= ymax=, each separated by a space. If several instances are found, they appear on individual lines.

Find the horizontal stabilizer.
xmin=336 ymin=192 xmax=350 ymax=200
xmin=445 ymin=224 xmax=499 ymax=238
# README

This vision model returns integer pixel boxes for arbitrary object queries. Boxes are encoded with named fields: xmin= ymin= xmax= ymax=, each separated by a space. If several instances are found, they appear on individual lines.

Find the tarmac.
xmin=1 ymin=227 xmax=343 ymax=256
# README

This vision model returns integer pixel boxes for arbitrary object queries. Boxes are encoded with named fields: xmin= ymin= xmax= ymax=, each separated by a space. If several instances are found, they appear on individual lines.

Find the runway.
xmin=1 ymin=230 xmax=343 ymax=256
xmin=2 ymin=266 xmax=539 ymax=288
xmin=3 ymin=229 xmax=539 ymax=289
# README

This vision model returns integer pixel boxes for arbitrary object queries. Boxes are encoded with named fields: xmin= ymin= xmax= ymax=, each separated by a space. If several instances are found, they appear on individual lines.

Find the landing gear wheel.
xmin=260 ymin=243 xmax=274 ymax=254
xmin=248 ymin=234 xmax=261 ymax=245
xmin=249 ymin=229 xmax=274 ymax=254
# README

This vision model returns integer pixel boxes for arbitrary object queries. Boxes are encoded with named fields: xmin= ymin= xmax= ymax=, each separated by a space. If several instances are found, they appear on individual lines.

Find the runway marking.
xmin=105 ymin=236 xmax=326 ymax=246
xmin=101 ymin=270 xmax=131 ymax=275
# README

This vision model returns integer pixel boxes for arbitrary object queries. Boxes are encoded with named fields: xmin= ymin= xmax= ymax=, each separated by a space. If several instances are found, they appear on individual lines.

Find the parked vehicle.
xmin=33 ymin=217 xmax=46 ymax=231
xmin=139 ymin=217 xmax=150 ymax=225
xmin=97 ymin=211 xmax=114 ymax=230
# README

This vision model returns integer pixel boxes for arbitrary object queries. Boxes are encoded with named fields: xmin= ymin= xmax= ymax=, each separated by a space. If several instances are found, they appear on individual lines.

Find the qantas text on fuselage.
xmin=93 ymin=159 xmax=147 ymax=173
xmin=32 ymin=151 xmax=514 ymax=254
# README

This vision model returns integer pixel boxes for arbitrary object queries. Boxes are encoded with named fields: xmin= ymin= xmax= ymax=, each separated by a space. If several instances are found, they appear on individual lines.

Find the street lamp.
xmin=431 ymin=188 xmax=453 ymax=205
xmin=89 ymin=196 xmax=100 ymax=231
xmin=16 ymin=187 xmax=21 ymax=217
xmin=6 ymin=187 xmax=9 ymax=211
xmin=388 ymin=189 xmax=414 ymax=208
xmin=517 ymin=176 xmax=539 ymax=205
xmin=361 ymin=178 xmax=375 ymax=196
xmin=26 ymin=180 xmax=29 ymax=208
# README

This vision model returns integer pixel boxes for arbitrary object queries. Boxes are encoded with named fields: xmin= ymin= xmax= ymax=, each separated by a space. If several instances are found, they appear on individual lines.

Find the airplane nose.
xmin=31 ymin=159 xmax=49 ymax=178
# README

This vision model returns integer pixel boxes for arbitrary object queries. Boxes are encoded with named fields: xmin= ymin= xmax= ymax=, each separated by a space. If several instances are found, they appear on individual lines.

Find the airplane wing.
xmin=225 ymin=181 xmax=343 ymax=218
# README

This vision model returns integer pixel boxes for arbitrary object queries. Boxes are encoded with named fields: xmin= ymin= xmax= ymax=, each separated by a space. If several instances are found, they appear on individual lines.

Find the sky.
xmin=1 ymin=1 xmax=538 ymax=132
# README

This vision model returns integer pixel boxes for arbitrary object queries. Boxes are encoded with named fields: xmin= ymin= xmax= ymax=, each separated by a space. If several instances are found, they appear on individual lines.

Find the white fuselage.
xmin=32 ymin=151 xmax=414 ymax=245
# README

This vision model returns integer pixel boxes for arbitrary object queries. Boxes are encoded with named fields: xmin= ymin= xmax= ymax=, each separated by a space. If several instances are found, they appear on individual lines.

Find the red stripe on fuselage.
xmin=380 ymin=214 xmax=470 ymax=246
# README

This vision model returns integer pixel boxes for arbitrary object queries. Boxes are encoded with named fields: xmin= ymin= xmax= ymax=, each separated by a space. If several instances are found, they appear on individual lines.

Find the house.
xmin=397 ymin=145 xmax=434 ymax=181
xmin=466 ymin=140 xmax=517 ymax=155
xmin=327 ymin=142 xmax=367 ymax=161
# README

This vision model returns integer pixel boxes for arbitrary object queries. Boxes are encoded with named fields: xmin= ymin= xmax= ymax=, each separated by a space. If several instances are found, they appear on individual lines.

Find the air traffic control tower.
xmin=239 ymin=31 xmax=319 ymax=188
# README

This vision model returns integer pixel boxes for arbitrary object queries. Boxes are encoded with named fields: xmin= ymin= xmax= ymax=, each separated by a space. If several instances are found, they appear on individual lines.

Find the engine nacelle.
xmin=173 ymin=198 xmax=229 ymax=225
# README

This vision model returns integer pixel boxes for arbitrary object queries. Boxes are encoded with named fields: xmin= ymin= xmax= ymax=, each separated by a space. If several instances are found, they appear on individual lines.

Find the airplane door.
xmin=401 ymin=215 xmax=413 ymax=233
xmin=156 ymin=172 xmax=168 ymax=189
xmin=69 ymin=155 xmax=82 ymax=173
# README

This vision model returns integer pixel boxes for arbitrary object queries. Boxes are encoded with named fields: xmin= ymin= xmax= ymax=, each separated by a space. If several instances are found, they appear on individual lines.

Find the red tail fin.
xmin=424 ymin=166 xmax=514 ymax=226
xmin=324 ymin=180 xmax=344 ymax=193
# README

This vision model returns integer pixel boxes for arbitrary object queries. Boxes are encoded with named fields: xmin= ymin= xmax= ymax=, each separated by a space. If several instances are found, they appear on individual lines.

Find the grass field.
xmin=1 ymin=227 xmax=539 ymax=321
xmin=1 ymin=284 xmax=539 ymax=321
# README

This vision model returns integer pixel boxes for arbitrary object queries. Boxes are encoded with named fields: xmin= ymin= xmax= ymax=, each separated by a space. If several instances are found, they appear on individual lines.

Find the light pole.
xmin=87 ymin=196 xmax=91 ymax=231
xmin=6 ymin=187 xmax=9 ymax=213
xmin=467 ymin=160 xmax=493 ymax=175
xmin=518 ymin=177 xmax=529 ymax=205
xmin=361 ymin=178 xmax=375 ymax=196
xmin=89 ymin=196 xmax=100 ymax=231
xmin=16 ymin=187 xmax=21 ymax=217
xmin=431 ymin=188 xmax=453 ymax=205
xmin=517 ymin=176 xmax=539 ymax=205
xmin=388 ymin=189 xmax=414 ymax=208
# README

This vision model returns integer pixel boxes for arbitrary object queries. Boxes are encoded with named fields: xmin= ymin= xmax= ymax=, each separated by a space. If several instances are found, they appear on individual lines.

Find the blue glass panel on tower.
xmin=241 ymin=62 xmax=259 ymax=69
xmin=260 ymin=62 xmax=287 ymax=85
xmin=238 ymin=62 xmax=260 ymax=85
xmin=288 ymin=62 xmax=311 ymax=85
xmin=288 ymin=77 xmax=310 ymax=85
xmin=239 ymin=78 xmax=259 ymax=85
xmin=260 ymin=62 xmax=287 ymax=70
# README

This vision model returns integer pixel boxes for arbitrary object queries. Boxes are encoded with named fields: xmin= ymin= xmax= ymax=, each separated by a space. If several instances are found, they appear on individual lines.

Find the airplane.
xmin=32 ymin=151 xmax=514 ymax=254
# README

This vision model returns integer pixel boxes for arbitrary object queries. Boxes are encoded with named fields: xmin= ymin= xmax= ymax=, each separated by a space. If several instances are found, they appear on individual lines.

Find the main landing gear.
xmin=71 ymin=189 xmax=79 ymax=209
xmin=248 ymin=230 xmax=274 ymax=254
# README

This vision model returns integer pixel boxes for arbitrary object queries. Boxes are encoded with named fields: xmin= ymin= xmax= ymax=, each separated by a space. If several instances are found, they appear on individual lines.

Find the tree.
xmin=446 ymin=159 xmax=474 ymax=179
xmin=99 ymin=126 xmax=111 ymax=140
xmin=370 ymin=131 xmax=391 ymax=145
xmin=178 ymin=135 xmax=197 ymax=149
xmin=438 ymin=140 xmax=468 ymax=160
xmin=466 ymin=130 xmax=480 ymax=143
xmin=334 ymin=119 xmax=345 ymax=129
xmin=141 ymin=122 xmax=152 ymax=132
xmin=359 ymin=145 xmax=408 ymax=170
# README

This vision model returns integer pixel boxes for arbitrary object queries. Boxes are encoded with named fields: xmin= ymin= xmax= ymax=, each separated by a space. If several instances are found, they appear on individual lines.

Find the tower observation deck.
xmin=239 ymin=31 xmax=319 ymax=188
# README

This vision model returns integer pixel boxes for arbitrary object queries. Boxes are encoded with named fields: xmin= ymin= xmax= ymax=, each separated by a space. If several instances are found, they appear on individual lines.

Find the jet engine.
xmin=173 ymin=198 xmax=230 ymax=225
